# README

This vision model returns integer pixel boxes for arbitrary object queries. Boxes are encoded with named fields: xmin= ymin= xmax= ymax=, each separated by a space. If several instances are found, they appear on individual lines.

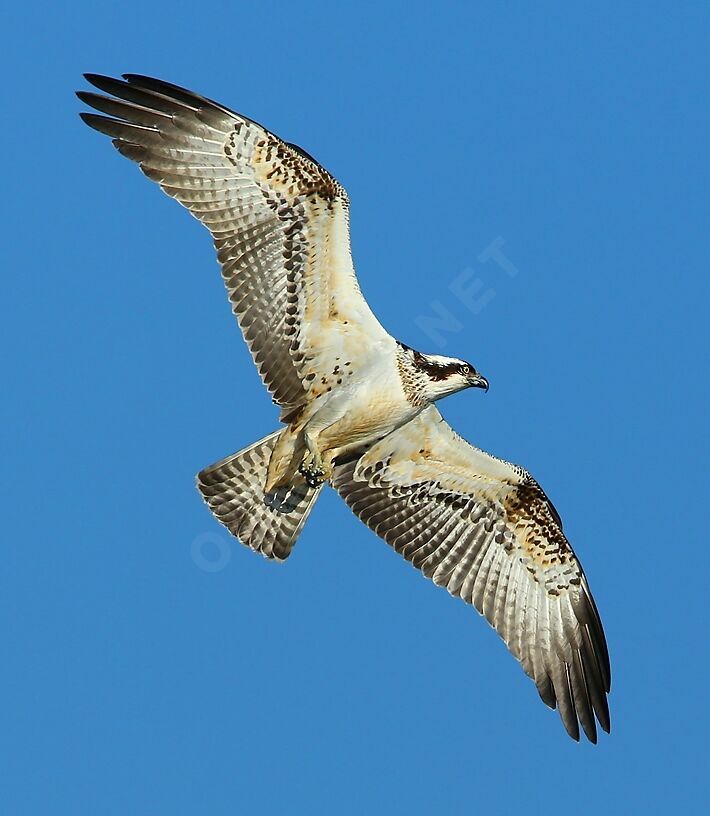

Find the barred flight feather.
xmin=332 ymin=405 xmax=611 ymax=741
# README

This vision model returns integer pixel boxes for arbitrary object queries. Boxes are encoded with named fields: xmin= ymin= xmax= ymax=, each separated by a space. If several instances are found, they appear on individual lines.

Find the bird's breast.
xmin=318 ymin=361 xmax=420 ymax=452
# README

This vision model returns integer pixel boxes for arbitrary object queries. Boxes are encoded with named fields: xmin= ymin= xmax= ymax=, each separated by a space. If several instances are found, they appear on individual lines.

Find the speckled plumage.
xmin=79 ymin=73 xmax=610 ymax=743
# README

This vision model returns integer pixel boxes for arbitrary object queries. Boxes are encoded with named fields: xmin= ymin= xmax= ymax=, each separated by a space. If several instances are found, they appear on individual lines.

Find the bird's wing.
xmin=78 ymin=74 xmax=390 ymax=413
xmin=332 ymin=404 xmax=611 ymax=742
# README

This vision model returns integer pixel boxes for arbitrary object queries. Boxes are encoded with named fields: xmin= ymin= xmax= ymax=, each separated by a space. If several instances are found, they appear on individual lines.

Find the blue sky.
xmin=3 ymin=1 xmax=709 ymax=813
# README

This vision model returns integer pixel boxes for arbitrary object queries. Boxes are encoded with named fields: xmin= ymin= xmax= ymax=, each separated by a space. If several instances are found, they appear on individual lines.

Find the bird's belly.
xmin=318 ymin=385 xmax=417 ymax=454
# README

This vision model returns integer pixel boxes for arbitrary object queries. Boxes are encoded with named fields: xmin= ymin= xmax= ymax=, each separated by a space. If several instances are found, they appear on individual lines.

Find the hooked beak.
xmin=470 ymin=372 xmax=489 ymax=392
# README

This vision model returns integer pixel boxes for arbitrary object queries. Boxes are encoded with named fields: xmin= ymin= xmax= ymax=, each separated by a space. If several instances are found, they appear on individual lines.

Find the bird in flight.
xmin=78 ymin=74 xmax=610 ymax=742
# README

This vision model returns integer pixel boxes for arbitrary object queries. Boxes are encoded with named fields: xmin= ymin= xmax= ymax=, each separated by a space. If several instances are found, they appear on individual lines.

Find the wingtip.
xmin=122 ymin=72 xmax=172 ymax=88
xmin=585 ymin=709 xmax=612 ymax=742
xmin=83 ymin=72 xmax=111 ymax=88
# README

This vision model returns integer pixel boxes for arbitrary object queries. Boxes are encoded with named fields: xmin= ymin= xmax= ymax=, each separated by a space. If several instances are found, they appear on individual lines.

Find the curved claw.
xmin=299 ymin=459 xmax=327 ymax=487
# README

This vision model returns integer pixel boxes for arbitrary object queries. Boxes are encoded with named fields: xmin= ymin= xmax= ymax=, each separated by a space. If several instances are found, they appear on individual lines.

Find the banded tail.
xmin=197 ymin=431 xmax=322 ymax=561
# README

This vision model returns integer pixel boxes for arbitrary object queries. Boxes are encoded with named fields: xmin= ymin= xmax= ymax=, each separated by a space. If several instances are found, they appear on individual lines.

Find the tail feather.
xmin=197 ymin=431 xmax=322 ymax=561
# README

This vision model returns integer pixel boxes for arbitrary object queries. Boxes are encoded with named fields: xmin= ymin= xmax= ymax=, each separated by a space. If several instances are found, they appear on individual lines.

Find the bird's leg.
xmin=297 ymin=393 xmax=348 ymax=487
xmin=298 ymin=430 xmax=332 ymax=487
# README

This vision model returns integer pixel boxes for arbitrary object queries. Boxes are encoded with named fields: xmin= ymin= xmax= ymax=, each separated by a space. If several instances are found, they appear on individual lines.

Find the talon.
xmin=298 ymin=437 xmax=332 ymax=487
xmin=299 ymin=460 xmax=326 ymax=487
xmin=306 ymin=471 xmax=324 ymax=488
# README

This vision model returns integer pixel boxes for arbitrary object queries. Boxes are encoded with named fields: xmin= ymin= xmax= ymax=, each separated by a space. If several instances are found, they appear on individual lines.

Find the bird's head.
xmin=410 ymin=349 xmax=489 ymax=402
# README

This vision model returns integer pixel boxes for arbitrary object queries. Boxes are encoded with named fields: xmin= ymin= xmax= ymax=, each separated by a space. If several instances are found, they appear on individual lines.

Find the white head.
xmin=406 ymin=347 xmax=489 ymax=403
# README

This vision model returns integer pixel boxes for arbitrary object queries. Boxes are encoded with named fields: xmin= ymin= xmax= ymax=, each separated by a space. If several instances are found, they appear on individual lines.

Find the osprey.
xmin=78 ymin=74 xmax=611 ymax=742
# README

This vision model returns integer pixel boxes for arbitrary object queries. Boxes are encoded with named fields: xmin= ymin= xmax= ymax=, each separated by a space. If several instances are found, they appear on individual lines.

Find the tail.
xmin=196 ymin=431 xmax=322 ymax=561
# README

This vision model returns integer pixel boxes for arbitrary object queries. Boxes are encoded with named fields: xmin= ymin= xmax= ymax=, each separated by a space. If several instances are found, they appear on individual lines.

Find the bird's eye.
xmin=461 ymin=365 xmax=470 ymax=375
